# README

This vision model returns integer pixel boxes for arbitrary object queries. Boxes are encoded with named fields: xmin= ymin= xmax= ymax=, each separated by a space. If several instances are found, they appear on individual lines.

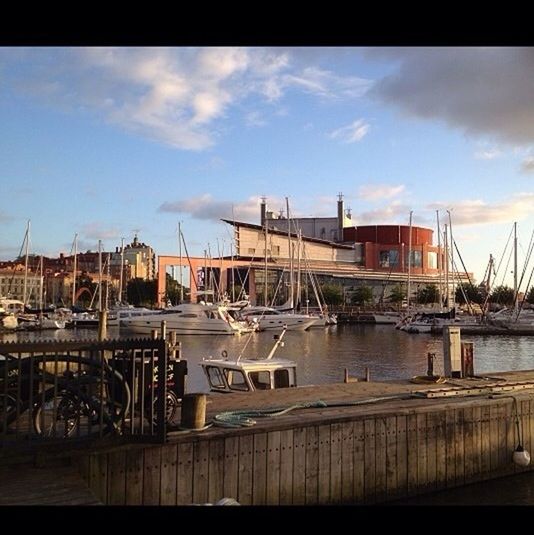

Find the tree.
xmin=126 ymin=278 xmax=157 ymax=307
xmin=489 ymin=285 xmax=515 ymax=306
xmin=318 ymin=284 xmax=343 ymax=306
xmin=388 ymin=285 xmax=406 ymax=304
xmin=415 ymin=284 xmax=439 ymax=305
xmin=165 ymin=273 xmax=188 ymax=305
xmin=455 ymin=282 xmax=483 ymax=305
xmin=525 ymin=286 xmax=534 ymax=305
xmin=351 ymin=286 xmax=374 ymax=306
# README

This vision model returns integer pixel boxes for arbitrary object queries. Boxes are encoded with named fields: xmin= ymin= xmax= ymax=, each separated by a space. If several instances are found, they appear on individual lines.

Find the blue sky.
xmin=1 ymin=47 xmax=533 ymax=285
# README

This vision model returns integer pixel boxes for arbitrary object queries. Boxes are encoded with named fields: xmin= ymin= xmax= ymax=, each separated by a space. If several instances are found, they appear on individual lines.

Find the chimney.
xmin=337 ymin=192 xmax=344 ymax=242
xmin=260 ymin=196 xmax=267 ymax=226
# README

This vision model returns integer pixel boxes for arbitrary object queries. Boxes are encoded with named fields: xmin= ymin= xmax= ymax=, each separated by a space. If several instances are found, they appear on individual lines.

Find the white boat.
xmin=238 ymin=306 xmax=317 ymax=331
xmin=372 ymin=312 xmax=401 ymax=324
xmin=200 ymin=328 xmax=297 ymax=393
xmin=108 ymin=306 xmax=160 ymax=327
xmin=121 ymin=303 xmax=249 ymax=335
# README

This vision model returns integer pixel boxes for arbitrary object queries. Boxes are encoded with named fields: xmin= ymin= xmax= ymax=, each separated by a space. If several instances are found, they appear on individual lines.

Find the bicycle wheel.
xmin=152 ymin=390 xmax=181 ymax=425
xmin=33 ymin=390 xmax=87 ymax=438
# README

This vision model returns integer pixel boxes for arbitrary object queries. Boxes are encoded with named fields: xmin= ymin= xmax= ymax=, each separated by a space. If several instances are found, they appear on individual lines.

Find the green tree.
xmin=388 ymin=285 xmax=406 ymax=304
xmin=126 ymin=278 xmax=157 ymax=307
xmin=455 ymin=282 xmax=483 ymax=305
xmin=351 ymin=286 xmax=374 ymax=306
xmin=165 ymin=273 xmax=188 ymax=305
xmin=318 ymin=284 xmax=343 ymax=306
xmin=415 ymin=284 xmax=439 ymax=305
xmin=489 ymin=285 xmax=515 ymax=306
xmin=525 ymin=286 xmax=534 ymax=305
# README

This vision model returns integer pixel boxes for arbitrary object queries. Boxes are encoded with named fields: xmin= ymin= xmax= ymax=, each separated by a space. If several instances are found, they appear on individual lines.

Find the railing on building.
xmin=1 ymin=336 xmax=186 ymax=454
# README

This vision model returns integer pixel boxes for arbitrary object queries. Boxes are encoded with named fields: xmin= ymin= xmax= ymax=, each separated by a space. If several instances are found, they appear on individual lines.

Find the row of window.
xmin=379 ymin=250 xmax=439 ymax=269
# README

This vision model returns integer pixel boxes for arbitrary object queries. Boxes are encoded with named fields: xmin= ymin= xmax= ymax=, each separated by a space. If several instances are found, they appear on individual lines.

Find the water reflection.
xmin=4 ymin=325 xmax=534 ymax=393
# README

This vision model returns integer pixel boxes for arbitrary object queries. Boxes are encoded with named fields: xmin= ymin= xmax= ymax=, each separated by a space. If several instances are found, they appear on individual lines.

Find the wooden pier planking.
xmin=11 ymin=370 xmax=534 ymax=506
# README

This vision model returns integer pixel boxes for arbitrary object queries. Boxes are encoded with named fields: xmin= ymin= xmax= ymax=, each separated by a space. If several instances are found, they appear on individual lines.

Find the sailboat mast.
xmin=447 ymin=210 xmax=456 ymax=309
xmin=264 ymin=215 xmax=268 ymax=306
xmin=178 ymin=222 xmax=184 ymax=303
xmin=514 ymin=221 xmax=518 ymax=313
xmin=98 ymin=240 xmax=103 ymax=311
xmin=436 ymin=211 xmax=443 ymax=310
xmin=444 ymin=224 xmax=449 ymax=308
xmin=407 ymin=211 xmax=413 ymax=310
xmin=118 ymin=237 xmax=124 ymax=304
xmin=72 ymin=233 xmax=78 ymax=307
xmin=39 ymin=255 xmax=43 ymax=310
xmin=23 ymin=220 xmax=30 ymax=307
xmin=286 ymin=197 xmax=293 ymax=309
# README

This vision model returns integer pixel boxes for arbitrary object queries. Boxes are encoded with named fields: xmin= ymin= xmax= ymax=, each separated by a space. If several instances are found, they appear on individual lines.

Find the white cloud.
xmin=329 ymin=119 xmax=370 ymax=144
xmin=2 ymin=47 xmax=371 ymax=151
xmin=358 ymin=184 xmax=405 ymax=201
xmin=81 ymin=222 xmax=120 ymax=241
xmin=474 ymin=148 xmax=501 ymax=160
xmin=521 ymin=157 xmax=534 ymax=173
xmin=355 ymin=201 xmax=412 ymax=225
xmin=370 ymin=47 xmax=534 ymax=146
xmin=245 ymin=111 xmax=267 ymax=127
xmin=427 ymin=193 xmax=534 ymax=225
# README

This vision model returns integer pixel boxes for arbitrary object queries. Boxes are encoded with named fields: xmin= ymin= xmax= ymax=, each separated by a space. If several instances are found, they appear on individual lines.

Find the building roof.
xmin=221 ymin=219 xmax=354 ymax=250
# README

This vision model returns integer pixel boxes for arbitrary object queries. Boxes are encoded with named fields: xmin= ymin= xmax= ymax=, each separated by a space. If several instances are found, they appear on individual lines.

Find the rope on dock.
xmin=212 ymin=395 xmax=412 ymax=428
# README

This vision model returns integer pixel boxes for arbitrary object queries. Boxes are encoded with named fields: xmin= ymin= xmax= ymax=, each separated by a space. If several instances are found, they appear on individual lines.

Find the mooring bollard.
xmin=427 ymin=352 xmax=435 ymax=377
xmin=181 ymin=393 xmax=207 ymax=429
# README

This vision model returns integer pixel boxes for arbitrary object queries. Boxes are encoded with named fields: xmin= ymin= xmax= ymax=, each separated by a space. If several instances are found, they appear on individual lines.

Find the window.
xmin=223 ymin=369 xmax=250 ymax=391
xmin=274 ymin=369 xmax=291 ymax=388
xmin=247 ymin=248 xmax=256 ymax=255
xmin=379 ymin=250 xmax=399 ymax=268
xmin=248 ymin=371 xmax=271 ymax=390
xmin=406 ymin=250 xmax=422 ymax=268
xmin=272 ymin=245 xmax=280 ymax=256
xmin=206 ymin=366 xmax=226 ymax=390
xmin=428 ymin=251 xmax=437 ymax=269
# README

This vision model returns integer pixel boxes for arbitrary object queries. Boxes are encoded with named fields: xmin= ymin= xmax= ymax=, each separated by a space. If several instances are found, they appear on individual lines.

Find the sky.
xmin=0 ymin=47 xmax=533 ymax=286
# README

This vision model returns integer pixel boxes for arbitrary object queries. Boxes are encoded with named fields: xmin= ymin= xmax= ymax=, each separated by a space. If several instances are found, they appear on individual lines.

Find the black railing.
xmin=0 ymin=338 xmax=187 ymax=452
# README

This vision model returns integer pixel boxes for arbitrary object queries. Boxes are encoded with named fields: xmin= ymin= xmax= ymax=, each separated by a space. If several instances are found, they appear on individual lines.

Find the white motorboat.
xmin=200 ymin=328 xmax=297 ymax=393
xmin=238 ymin=306 xmax=317 ymax=331
xmin=121 ymin=303 xmax=249 ymax=335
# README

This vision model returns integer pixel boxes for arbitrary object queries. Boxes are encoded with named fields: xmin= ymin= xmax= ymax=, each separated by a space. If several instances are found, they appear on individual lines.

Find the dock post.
xmin=344 ymin=368 xmax=349 ymax=383
xmin=160 ymin=320 xmax=167 ymax=340
xmin=365 ymin=367 xmax=370 ymax=382
xmin=181 ymin=393 xmax=206 ymax=429
xmin=98 ymin=310 xmax=107 ymax=341
xmin=443 ymin=326 xmax=462 ymax=378
xmin=427 ymin=353 xmax=435 ymax=377
xmin=461 ymin=342 xmax=475 ymax=377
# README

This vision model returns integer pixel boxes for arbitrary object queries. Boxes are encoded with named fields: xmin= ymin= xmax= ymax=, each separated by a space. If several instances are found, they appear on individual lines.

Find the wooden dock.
xmin=75 ymin=369 xmax=534 ymax=505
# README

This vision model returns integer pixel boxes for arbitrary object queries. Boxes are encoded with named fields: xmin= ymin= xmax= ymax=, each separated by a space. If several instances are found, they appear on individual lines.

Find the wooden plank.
xmin=143 ymin=447 xmax=162 ymax=505
xmin=207 ymin=439 xmax=224 ymax=504
xmin=353 ymin=420 xmax=365 ymax=503
xmin=107 ymin=450 xmax=127 ymax=505
xmin=341 ymin=421 xmax=354 ymax=504
xmin=505 ymin=401 xmax=515 ymax=476
xmin=305 ymin=426 xmax=319 ymax=505
xmin=89 ymin=453 xmax=108 ymax=504
xmin=125 ymin=449 xmax=144 ymax=505
xmin=317 ymin=424 xmax=331 ymax=504
xmin=237 ymin=433 xmax=253 ymax=505
xmin=454 ymin=408 xmax=465 ymax=486
xmin=445 ymin=409 xmax=456 ymax=487
xmin=292 ymin=427 xmax=307 ymax=505
xmin=406 ymin=414 xmax=418 ymax=495
xmin=266 ymin=431 xmax=281 ymax=505
xmin=517 ymin=400 xmax=530 ymax=474
xmin=374 ymin=417 xmax=387 ymax=502
xmin=396 ymin=415 xmax=407 ymax=497
xmin=529 ymin=399 xmax=534 ymax=465
xmin=435 ymin=411 xmax=447 ymax=490
xmin=489 ymin=402 xmax=500 ymax=474
xmin=192 ymin=440 xmax=209 ymax=504
xmin=330 ymin=422 xmax=343 ymax=503
xmin=363 ymin=419 xmax=376 ymax=503
xmin=223 ymin=436 xmax=239 ymax=501
xmin=176 ymin=442 xmax=193 ymax=505
xmin=463 ymin=407 xmax=474 ymax=483
xmin=279 ymin=429 xmax=294 ymax=504
xmin=426 ymin=412 xmax=437 ymax=493
xmin=416 ymin=413 xmax=427 ymax=491
xmin=160 ymin=445 xmax=178 ymax=505
xmin=473 ymin=406 xmax=483 ymax=480
xmin=252 ymin=433 xmax=267 ymax=505
xmin=385 ymin=416 xmax=397 ymax=500
xmin=480 ymin=405 xmax=491 ymax=478
xmin=497 ymin=403 xmax=508 ymax=475
xmin=78 ymin=456 xmax=90 ymax=483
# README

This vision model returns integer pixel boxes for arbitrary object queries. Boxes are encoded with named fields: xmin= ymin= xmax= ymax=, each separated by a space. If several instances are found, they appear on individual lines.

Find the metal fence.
xmin=0 ymin=337 xmax=187 ymax=452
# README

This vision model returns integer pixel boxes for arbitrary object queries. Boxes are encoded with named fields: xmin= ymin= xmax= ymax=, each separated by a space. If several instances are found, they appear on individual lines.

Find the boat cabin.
xmin=200 ymin=357 xmax=297 ymax=393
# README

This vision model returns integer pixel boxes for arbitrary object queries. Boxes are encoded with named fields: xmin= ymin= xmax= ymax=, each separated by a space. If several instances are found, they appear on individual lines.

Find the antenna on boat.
xmin=266 ymin=326 xmax=287 ymax=360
